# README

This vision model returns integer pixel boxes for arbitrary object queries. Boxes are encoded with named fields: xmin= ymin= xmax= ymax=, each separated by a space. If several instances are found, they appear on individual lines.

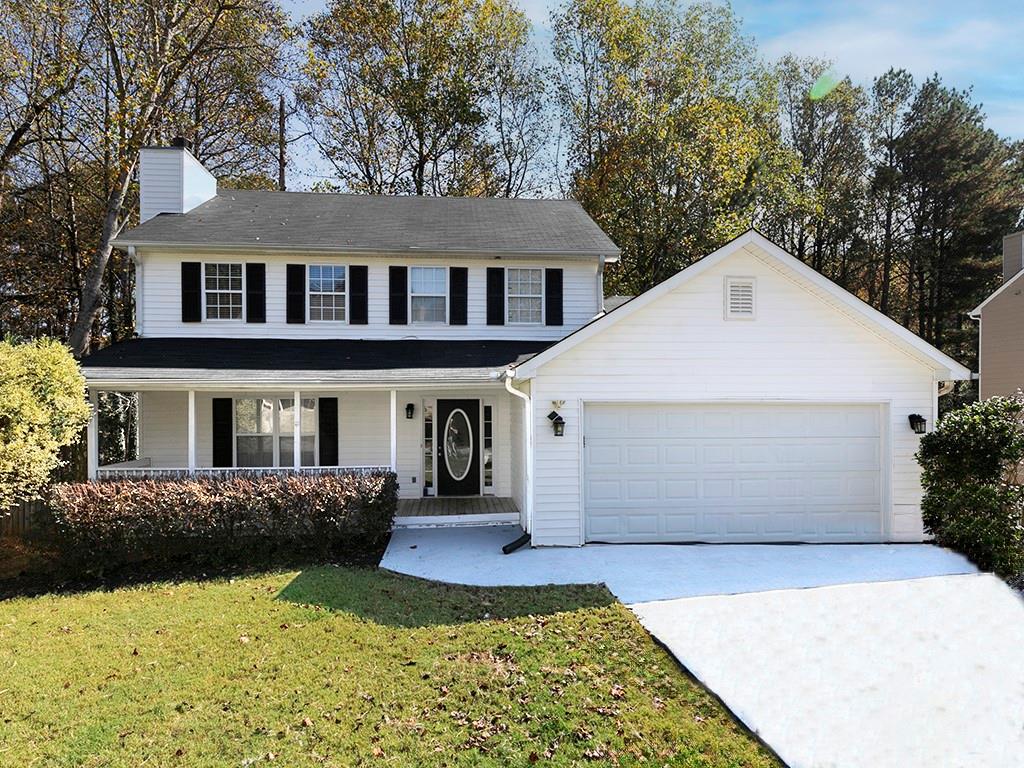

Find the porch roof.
xmin=81 ymin=337 xmax=551 ymax=388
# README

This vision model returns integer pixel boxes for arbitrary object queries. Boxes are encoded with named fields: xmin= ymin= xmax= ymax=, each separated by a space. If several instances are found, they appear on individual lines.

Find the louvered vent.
xmin=725 ymin=277 xmax=755 ymax=319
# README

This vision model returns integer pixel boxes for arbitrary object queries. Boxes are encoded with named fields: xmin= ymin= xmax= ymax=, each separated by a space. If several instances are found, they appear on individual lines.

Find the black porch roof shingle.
xmin=81 ymin=338 xmax=552 ymax=371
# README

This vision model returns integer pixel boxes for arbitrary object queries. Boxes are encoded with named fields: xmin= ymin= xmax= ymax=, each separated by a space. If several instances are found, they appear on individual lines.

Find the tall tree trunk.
xmin=68 ymin=163 xmax=134 ymax=357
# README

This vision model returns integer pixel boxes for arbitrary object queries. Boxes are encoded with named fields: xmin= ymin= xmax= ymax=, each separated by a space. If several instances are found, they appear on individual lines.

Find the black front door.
xmin=436 ymin=399 xmax=480 ymax=496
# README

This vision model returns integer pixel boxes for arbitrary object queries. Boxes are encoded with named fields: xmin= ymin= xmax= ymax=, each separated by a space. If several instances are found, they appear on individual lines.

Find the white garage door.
xmin=584 ymin=403 xmax=884 ymax=543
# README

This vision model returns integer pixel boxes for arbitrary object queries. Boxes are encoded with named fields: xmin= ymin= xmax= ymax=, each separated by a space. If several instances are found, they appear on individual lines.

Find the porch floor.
xmin=397 ymin=497 xmax=518 ymax=517
xmin=394 ymin=497 xmax=519 ymax=528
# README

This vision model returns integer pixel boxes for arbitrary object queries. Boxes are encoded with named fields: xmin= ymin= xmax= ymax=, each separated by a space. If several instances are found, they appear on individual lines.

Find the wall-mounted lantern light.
xmin=405 ymin=403 xmax=415 ymax=419
xmin=908 ymin=413 xmax=927 ymax=434
xmin=548 ymin=410 xmax=566 ymax=437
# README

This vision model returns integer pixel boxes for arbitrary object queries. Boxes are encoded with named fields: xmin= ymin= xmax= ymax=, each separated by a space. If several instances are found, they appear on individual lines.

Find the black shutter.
xmin=389 ymin=266 xmax=408 ymax=325
xmin=212 ymin=398 xmax=233 ymax=467
xmin=486 ymin=267 xmax=504 ymax=325
xmin=545 ymin=268 xmax=563 ymax=326
xmin=286 ymin=264 xmax=305 ymax=323
xmin=246 ymin=263 xmax=266 ymax=323
xmin=181 ymin=262 xmax=202 ymax=322
xmin=349 ymin=265 xmax=368 ymax=324
xmin=318 ymin=398 xmax=339 ymax=466
xmin=450 ymin=267 xmax=468 ymax=325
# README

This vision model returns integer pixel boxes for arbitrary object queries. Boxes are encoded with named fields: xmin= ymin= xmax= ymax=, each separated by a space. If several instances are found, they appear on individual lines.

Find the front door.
xmin=436 ymin=399 xmax=480 ymax=496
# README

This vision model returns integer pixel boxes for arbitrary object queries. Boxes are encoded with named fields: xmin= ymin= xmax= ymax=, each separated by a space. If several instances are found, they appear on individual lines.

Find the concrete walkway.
xmin=382 ymin=524 xmax=976 ymax=603
xmin=381 ymin=525 xmax=1024 ymax=768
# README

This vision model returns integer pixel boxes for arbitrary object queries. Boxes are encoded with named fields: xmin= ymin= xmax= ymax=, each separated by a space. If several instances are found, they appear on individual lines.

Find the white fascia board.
xmin=81 ymin=368 xmax=508 ymax=390
xmin=970 ymin=270 xmax=1024 ymax=317
xmin=513 ymin=229 xmax=971 ymax=381
xmin=111 ymin=240 xmax=619 ymax=262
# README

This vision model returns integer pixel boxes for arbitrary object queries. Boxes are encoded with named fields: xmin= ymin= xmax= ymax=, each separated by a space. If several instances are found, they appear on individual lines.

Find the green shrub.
xmin=49 ymin=471 xmax=398 ymax=575
xmin=0 ymin=338 xmax=90 ymax=509
xmin=917 ymin=396 xmax=1024 ymax=576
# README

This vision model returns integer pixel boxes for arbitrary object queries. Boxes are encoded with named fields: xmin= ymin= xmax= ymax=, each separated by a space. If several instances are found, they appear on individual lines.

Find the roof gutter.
xmin=111 ymin=240 xmax=620 ymax=262
xmin=504 ymin=371 xmax=533 ymax=540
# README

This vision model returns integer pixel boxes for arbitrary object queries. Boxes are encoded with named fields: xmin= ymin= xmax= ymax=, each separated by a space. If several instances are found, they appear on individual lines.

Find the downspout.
xmin=504 ymin=370 xmax=532 ymax=551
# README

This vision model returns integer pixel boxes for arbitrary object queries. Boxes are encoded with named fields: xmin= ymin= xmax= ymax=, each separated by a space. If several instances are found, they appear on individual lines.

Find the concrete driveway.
xmin=382 ymin=525 xmax=1024 ymax=768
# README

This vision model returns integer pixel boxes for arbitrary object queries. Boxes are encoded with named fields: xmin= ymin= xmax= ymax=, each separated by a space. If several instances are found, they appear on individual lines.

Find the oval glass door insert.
xmin=443 ymin=409 xmax=473 ymax=482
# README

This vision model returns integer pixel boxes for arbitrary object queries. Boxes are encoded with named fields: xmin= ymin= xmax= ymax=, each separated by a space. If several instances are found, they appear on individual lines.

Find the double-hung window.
xmin=309 ymin=265 xmax=346 ymax=321
xmin=278 ymin=398 xmax=316 ymax=466
xmin=410 ymin=267 xmax=447 ymax=324
xmin=506 ymin=268 xmax=542 ymax=324
xmin=234 ymin=397 xmax=316 ymax=467
xmin=234 ymin=398 xmax=274 ymax=466
xmin=205 ymin=263 xmax=243 ymax=319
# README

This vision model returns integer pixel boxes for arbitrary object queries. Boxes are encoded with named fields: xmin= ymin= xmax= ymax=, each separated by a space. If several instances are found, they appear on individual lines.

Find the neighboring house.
xmin=81 ymin=141 xmax=970 ymax=546
xmin=970 ymin=231 xmax=1024 ymax=399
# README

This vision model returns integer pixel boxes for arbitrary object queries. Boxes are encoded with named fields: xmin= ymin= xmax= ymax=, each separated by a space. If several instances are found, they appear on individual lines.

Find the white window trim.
xmin=308 ymin=263 xmax=349 ymax=323
xmin=482 ymin=398 xmax=495 ymax=494
xmin=232 ymin=396 xmax=320 ymax=468
xmin=408 ymin=265 xmax=449 ymax=325
xmin=724 ymin=275 xmax=756 ymax=320
xmin=505 ymin=267 xmax=544 ymax=325
xmin=202 ymin=261 xmax=245 ymax=322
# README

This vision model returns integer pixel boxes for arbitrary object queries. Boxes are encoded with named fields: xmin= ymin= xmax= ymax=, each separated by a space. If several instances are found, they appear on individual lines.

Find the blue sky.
xmin=284 ymin=0 xmax=1023 ymax=185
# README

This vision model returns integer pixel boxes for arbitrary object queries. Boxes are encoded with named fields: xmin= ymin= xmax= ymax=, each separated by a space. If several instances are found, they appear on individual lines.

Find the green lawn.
xmin=0 ymin=566 xmax=779 ymax=767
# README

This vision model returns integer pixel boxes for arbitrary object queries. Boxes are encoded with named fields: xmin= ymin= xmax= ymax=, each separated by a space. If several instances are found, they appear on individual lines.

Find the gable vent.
xmin=725 ymin=277 xmax=755 ymax=319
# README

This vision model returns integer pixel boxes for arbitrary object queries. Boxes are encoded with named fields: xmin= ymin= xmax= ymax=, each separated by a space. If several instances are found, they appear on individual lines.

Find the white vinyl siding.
xmin=138 ymin=251 xmax=599 ymax=340
xmin=528 ymin=244 xmax=936 ymax=546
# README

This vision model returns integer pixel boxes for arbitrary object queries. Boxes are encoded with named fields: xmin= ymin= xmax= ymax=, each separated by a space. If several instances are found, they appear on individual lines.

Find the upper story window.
xmin=507 ymin=267 xmax=542 ymax=324
xmin=410 ymin=266 xmax=447 ymax=324
xmin=205 ymin=263 xmax=242 ymax=319
xmin=309 ymin=265 xmax=346 ymax=322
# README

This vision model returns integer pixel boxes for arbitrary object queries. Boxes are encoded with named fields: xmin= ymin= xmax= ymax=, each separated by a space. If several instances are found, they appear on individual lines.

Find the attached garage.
xmin=509 ymin=231 xmax=971 ymax=547
xmin=583 ymin=403 xmax=884 ymax=543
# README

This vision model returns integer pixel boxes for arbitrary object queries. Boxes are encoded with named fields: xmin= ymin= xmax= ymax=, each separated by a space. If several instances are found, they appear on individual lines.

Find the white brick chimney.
xmin=1003 ymin=231 xmax=1024 ymax=282
xmin=138 ymin=137 xmax=217 ymax=223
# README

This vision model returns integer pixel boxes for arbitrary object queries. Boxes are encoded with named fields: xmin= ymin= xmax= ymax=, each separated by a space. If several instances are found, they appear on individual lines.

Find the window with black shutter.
xmin=318 ymin=398 xmax=339 ymax=466
xmin=349 ymin=266 xmax=368 ymax=324
xmin=245 ymin=263 xmax=266 ymax=323
xmin=181 ymin=262 xmax=202 ymax=322
xmin=545 ymin=268 xmax=563 ymax=326
xmin=389 ymin=266 xmax=408 ymax=324
xmin=486 ymin=267 xmax=504 ymax=325
xmin=450 ymin=267 xmax=468 ymax=325
xmin=286 ymin=264 xmax=305 ymax=323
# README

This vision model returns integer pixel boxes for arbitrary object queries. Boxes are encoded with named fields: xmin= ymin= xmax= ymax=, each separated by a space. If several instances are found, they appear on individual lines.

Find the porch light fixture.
xmin=405 ymin=403 xmax=415 ymax=419
xmin=908 ymin=413 xmax=927 ymax=434
xmin=548 ymin=410 xmax=565 ymax=437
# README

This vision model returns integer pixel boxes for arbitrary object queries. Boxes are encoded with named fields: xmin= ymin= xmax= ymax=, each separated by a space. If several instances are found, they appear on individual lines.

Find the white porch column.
xmin=187 ymin=390 xmax=197 ymax=472
xmin=389 ymin=389 xmax=398 ymax=472
xmin=87 ymin=389 xmax=99 ymax=480
xmin=293 ymin=389 xmax=302 ymax=468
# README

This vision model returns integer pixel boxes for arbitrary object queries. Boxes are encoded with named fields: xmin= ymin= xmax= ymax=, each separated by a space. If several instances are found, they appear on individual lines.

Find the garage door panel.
xmin=584 ymin=403 xmax=884 ymax=543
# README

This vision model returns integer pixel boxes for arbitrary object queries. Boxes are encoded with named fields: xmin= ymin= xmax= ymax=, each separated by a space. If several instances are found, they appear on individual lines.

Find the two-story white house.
xmin=82 ymin=141 xmax=970 ymax=546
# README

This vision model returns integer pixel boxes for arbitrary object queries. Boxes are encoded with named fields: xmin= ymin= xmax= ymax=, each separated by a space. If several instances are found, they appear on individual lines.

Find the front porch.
xmin=84 ymin=383 xmax=525 ymax=508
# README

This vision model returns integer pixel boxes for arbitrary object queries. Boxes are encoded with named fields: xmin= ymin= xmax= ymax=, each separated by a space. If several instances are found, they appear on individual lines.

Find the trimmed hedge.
xmin=49 ymin=472 xmax=398 ymax=574
xmin=918 ymin=396 xmax=1024 ymax=577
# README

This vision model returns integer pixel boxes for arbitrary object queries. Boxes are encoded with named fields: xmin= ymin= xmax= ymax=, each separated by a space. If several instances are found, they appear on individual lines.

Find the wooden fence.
xmin=1 ymin=499 xmax=48 ymax=537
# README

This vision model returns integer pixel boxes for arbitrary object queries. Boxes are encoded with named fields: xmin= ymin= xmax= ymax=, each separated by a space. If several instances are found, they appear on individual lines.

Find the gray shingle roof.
xmin=114 ymin=190 xmax=619 ymax=257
